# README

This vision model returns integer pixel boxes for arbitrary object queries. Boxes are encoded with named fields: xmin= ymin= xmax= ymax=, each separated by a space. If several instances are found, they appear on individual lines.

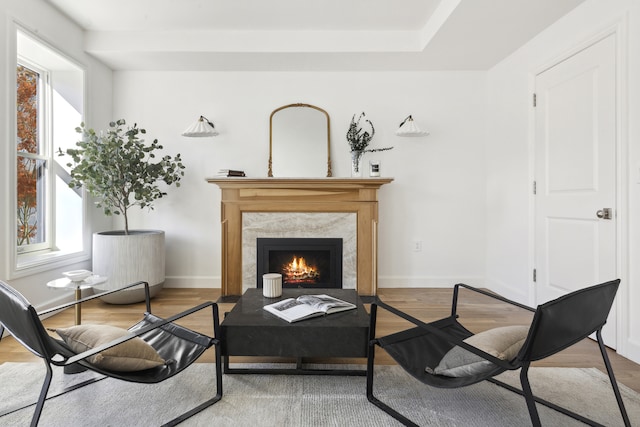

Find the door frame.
xmin=529 ymin=20 xmax=629 ymax=355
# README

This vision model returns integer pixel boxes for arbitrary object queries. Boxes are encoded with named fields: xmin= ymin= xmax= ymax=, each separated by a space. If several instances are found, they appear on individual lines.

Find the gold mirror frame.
xmin=268 ymin=103 xmax=332 ymax=177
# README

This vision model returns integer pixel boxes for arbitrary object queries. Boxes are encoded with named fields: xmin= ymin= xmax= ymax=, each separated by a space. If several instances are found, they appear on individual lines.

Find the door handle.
xmin=596 ymin=208 xmax=613 ymax=220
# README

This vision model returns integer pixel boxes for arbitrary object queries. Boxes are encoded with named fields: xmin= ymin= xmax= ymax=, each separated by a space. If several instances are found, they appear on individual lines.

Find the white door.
xmin=534 ymin=34 xmax=617 ymax=347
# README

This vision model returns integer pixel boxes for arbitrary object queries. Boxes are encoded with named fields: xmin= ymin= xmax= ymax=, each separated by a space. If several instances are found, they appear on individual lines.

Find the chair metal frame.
xmin=0 ymin=280 xmax=222 ymax=427
xmin=366 ymin=280 xmax=631 ymax=427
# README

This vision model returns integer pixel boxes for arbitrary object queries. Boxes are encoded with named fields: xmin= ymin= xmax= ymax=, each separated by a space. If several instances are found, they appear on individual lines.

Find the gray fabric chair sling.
xmin=0 ymin=280 xmax=222 ymax=427
xmin=366 ymin=279 xmax=630 ymax=427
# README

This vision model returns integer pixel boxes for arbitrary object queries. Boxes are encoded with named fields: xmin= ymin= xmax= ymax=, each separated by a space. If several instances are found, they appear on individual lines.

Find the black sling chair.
xmin=0 ymin=280 xmax=222 ymax=427
xmin=366 ymin=279 xmax=631 ymax=427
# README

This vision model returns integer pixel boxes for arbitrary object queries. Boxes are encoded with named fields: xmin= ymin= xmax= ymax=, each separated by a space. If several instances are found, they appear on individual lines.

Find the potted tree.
xmin=61 ymin=119 xmax=185 ymax=303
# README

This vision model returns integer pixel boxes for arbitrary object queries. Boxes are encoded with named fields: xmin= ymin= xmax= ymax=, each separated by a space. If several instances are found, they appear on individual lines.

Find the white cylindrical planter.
xmin=92 ymin=230 xmax=165 ymax=304
xmin=263 ymin=273 xmax=283 ymax=298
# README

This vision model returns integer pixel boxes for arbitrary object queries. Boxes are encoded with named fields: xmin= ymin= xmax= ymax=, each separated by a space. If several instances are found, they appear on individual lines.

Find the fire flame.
xmin=283 ymin=256 xmax=319 ymax=282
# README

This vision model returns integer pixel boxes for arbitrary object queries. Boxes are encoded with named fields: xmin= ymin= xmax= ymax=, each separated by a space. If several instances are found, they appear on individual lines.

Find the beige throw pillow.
xmin=55 ymin=324 xmax=166 ymax=372
xmin=427 ymin=325 xmax=529 ymax=377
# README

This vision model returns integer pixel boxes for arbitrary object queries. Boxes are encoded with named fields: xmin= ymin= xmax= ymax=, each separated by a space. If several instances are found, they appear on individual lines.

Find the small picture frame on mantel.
xmin=369 ymin=160 xmax=380 ymax=177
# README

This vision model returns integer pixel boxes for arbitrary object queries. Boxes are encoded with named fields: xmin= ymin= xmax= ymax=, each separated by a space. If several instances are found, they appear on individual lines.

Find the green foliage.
xmin=60 ymin=119 xmax=185 ymax=234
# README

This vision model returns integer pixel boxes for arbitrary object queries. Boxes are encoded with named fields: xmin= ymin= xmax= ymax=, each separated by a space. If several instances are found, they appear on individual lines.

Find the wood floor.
xmin=1 ymin=287 xmax=638 ymax=393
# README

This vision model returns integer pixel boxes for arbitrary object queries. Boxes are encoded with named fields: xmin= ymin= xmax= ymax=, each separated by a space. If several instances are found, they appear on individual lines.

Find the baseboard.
xmin=483 ymin=277 xmax=530 ymax=305
xmin=164 ymin=276 xmax=221 ymax=288
xmin=621 ymin=338 xmax=640 ymax=365
xmin=34 ymin=293 xmax=81 ymax=320
xmin=164 ymin=276 xmax=222 ymax=289
xmin=378 ymin=276 xmax=484 ymax=288
xmin=164 ymin=276 xmax=482 ymax=290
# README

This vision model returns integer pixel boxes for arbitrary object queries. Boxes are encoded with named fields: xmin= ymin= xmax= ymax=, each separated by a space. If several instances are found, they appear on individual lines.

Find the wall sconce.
xmin=182 ymin=115 xmax=219 ymax=137
xmin=395 ymin=115 xmax=429 ymax=137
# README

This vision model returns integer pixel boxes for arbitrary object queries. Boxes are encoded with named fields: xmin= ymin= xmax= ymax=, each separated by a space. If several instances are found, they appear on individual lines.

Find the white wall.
xmin=112 ymin=71 xmax=488 ymax=290
xmin=486 ymin=0 xmax=640 ymax=362
xmin=0 ymin=0 xmax=113 ymax=308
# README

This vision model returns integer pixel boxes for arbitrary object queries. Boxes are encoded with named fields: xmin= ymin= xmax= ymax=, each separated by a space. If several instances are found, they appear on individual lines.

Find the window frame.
xmin=16 ymin=58 xmax=53 ymax=255
xmin=9 ymin=25 xmax=90 ymax=278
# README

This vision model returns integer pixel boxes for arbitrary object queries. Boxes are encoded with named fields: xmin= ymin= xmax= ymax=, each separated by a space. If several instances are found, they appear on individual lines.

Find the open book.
xmin=263 ymin=294 xmax=357 ymax=323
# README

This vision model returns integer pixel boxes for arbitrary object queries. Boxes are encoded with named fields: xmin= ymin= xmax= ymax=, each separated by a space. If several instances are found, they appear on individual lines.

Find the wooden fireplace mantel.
xmin=206 ymin=177 xmax=393 ymax=296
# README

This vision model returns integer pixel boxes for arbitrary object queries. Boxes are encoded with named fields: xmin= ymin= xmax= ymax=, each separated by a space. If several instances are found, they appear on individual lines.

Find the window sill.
xmin=13 ymin=248 xmax=90 ymax=279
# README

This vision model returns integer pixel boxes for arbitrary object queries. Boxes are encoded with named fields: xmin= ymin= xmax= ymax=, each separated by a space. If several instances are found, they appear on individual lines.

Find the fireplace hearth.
xmin=257 ymin=238 xmax=342 ymax=289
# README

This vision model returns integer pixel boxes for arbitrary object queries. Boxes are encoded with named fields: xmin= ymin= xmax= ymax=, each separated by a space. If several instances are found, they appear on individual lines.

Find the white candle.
xmin=262 ymin=273 xmax=283 ymax=297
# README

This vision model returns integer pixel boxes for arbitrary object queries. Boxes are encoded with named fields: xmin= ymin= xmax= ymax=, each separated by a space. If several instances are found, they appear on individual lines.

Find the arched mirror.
xmin=269 ymin=103 xmax=332 ymax=177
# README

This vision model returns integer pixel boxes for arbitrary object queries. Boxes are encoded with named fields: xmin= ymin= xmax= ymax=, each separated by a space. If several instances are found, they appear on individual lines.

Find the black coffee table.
xmin=221 ymin=288 xmax=370 ymax=375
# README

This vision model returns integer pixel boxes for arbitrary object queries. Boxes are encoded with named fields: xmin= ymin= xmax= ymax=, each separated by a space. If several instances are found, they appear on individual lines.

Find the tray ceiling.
xmin=45 ymin=0 xmax=586 ymax=71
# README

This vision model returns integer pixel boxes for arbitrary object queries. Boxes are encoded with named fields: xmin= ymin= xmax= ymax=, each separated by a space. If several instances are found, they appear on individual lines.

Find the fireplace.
xmin=257 ymin=238 xmax=343 ymax=289
xmin=208 ymin=177 xmax=393 ymax=296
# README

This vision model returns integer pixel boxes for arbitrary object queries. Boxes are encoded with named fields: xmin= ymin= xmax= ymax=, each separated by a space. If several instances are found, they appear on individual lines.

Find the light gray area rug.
xmin=0 ymin=362 xmax=638 ymax=426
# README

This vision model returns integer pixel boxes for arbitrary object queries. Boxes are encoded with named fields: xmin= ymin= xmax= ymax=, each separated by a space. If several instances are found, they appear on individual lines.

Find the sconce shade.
xmin=396 ymin=115 xmax=429 ymax=137
xmin=182 ymin=116 xmax=219 ymax=137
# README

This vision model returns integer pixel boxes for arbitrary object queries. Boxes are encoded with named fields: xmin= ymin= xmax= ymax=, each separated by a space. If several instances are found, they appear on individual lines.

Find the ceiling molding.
xmin=84 ymin=30 xmax=424 ymax=54
xmin=46 ymin=0 xmax=586 ymax=71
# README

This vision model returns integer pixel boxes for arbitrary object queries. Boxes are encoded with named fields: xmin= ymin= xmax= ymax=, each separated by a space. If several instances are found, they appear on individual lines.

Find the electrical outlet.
xmin=412 ymin=240 xmax=423 ymax=252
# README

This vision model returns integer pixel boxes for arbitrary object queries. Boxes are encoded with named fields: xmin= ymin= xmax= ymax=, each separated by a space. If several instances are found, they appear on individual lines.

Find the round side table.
xmin=46 ymin=275 xmax=107 ymax=325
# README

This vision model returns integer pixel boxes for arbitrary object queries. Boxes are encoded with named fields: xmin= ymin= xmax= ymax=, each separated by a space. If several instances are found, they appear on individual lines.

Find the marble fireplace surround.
xmin=207 ymin=178 xmax=393 ymax=297
xmin=243 ymin=212 xmax=356 ymax=293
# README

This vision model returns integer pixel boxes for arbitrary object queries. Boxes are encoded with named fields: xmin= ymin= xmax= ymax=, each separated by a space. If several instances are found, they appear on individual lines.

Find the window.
xmin=15 ymin=29 xmax=86 ymax=269
xmin=16 ymin=63 xmax=47 ymax=251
